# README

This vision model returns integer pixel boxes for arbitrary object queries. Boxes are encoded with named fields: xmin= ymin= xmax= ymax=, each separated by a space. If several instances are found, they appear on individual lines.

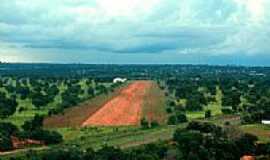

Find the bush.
xmin=0 ymin=122 xmax=18 ymax=136
xmin=140 ymin=118 xmax=149 ymax=129
xmin=241 ymin=112 xmax=263 ymax=124
xmin=256 ymin=143 xmax=270 ymax=155
xmin=22 ymin=114 xmax=44 ymax=131
xmin=167 ymin=115 xmax=177 ymax=125
xmin=28 ymin=130 xmax=63 ymax=145
xmin=186 ymin=121 xmax=224 ymax=136
xmin=205 ymin=110 xmax=212 ymax=118
xmin=166 ymin=107 xmax=173 ymax=114
xmin=186 ymin=98 xmax=203 ymax=111
xmin=0 ymin=92 xmax=18 ymax=117
xmin=168 ymin=113 xmax=187 ymax=125
xmin=173 ymin=129 xmax=203 ymax=158
xmin=150 ymin=121 xmax=159 ymax=128
xmin=48 ymin=107 xmax=64 ymax=116
xmin=176 ymin=113 xmax=188 ymax=123
xmin=221 ymin=108 xmax=233 ymax=114
xmin=0 ymin=133 xmax=13 ymax=151
xmin=173 ymin=122 xmax=252 ymax=160
xmin=96 ymin=146 xmax=125 ymax=160
xmin=235 ymin=133 xmax=258 ymax=156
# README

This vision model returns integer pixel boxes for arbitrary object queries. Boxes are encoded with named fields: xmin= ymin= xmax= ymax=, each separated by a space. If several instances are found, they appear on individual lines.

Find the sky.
xmin=0 ymin=0 xmax=270 ymax=65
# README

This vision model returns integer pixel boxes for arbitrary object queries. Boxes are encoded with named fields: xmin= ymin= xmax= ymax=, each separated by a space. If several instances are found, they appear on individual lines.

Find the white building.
xmin=262 ymin=120 xmax=270 ymax=125
xmin=113 ymin=77 xmax=127 ymax=83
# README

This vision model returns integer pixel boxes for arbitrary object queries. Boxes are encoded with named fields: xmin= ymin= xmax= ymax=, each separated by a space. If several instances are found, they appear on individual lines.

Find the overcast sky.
xmin=0 ymin=0 xmax=270 ymax=65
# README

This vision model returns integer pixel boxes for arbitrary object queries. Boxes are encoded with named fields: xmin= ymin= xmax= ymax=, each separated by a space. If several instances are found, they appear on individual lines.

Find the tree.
xmin=16 ymin=86 xmax=30 ymax=100
xmin=96 ymin=146 xmax=125 ymax=160
xmin=231 ymin=91 xmax=241 ymax=111
xmin=96 ymin=85 xmax=108 ymax=95
xmin=87 ymin=87 xmax=95 ymax=97
xmin=140 ymin=118 xmax=149 ymax=129
xmin=176 ymin=112 xmax=188 ymax=123
xmin=0 ymin=122 xmax=18 ymax=136
xmin=186 ymin=98 xmax=203 ymax=111
xmin=0 ymin=133 xmax=13 ymax=151
xmin=22 ymin=114 xmax=44 ymax=131
xmin=29 ymin=130 xmax=63 ymax=145
xmin=31 ymin=92 xmax=51 ymax=108
xmin=205 ymin=110 xmax=212 ymax=119
xmin=173 ymin=129 xmax=203 ymax=159
xmin=0 ymin=92 xmax=18 ymax=118
xmin=150 ymin=121 xmax=159 ymax=128
xmin=167 ymin=115 xmax=177 ymax=125
xmin=234 ymin=133 xmax=258 ymax=156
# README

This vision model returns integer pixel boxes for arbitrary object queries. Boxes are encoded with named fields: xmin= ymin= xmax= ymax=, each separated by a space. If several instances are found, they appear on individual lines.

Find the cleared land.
xmin=43 ymin=84 xmax=125 ymax=128
xmin=142 ymin=82 xmax=167 ymax=124
xmin=82 ymin=81 xmax=152 ymax=126
xmin=240 ymin=124 xmax=270 ymax=143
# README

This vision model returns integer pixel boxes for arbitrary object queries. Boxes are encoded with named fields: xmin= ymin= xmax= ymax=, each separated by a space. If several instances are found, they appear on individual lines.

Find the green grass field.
xmin=187 ymin=86 xmax=222 ymax=120
xmin=240 ymin=124 xmax=270 ymax=143
xmin=55 ymin=124 xmax=185 ymax=150
xmin=0 ymin=79 xmax=104 ymax=127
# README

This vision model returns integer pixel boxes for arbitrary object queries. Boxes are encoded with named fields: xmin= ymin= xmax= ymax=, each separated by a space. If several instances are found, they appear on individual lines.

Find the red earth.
xmin=11 ymin=136 xmax=44 ymax=149
xmin=240 ymin=155 xmax=255 ymax=160
xmin=82 ymin=81 xmax=152 ymax=126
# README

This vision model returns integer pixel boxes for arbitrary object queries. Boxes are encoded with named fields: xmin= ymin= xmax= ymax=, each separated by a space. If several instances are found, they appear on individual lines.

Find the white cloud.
xmin=0 ymin=0 xmax=270 ymax=64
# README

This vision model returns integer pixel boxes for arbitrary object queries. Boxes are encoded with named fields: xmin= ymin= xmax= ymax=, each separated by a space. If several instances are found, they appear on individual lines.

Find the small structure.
xmin=11 ymin=136 xmax=44 ymax=149
xmin=240 ymin=155 xmax=255 ymax=160
xmin=113 ymin=77 xmax=127 ymax=83
xmin=262 ymin=120 xmax=270 ymax=125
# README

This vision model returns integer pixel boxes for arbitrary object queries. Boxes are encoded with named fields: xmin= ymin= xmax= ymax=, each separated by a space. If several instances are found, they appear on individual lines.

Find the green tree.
xmin=205 ymin=110 xmax=211 ymax=119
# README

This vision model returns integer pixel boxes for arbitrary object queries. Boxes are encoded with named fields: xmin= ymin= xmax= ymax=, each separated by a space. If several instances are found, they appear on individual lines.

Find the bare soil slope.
xmin=82 ymin=81 xmax=152 ymax=126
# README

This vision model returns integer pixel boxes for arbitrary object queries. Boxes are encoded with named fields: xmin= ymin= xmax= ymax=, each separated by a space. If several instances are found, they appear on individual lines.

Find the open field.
xmin=58 ymin=124 xmax=185 ymax=150
xmin=142 ymin=81 xmax=167 ymax=124
xmin=82 ymin=81 xmax=152 ymax=126
xmin=240 ymin=124 xmax=270 ymax=143
xmin=0 ymin=124 xmax=185 ymax=158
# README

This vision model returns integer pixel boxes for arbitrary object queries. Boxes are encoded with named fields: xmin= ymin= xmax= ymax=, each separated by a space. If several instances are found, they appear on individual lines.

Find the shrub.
xmin=167 ymin=115 xmax=177 ymax=125
xmin=0 ymin=133 xmax=13 ymax=151
xmin=241 ymin=112 xmax=263 ymax=124
xmin=166 ymin=107 xmax=173 ymax=114
xmin=22 ymin=114 xmax=44 ymax=131
xmin=221 ymin=108 xmax=233 ymax=114
xmin=140 ymin=118 xmax=149 ymax=129
xmin=0 ymin=122 xmax=18 ymax=136
xmin=235 ymin=133 xmax=258 ymax=156
xmin=176 ymin=113 xmax=188 ymax=123
xmin=205 ymin=110 xmax=212 ymax=119
xmin=28 ymin=130 xmax=63 ymax=145
xmin=150 ymin=121 xmax=159 ymax=128
xmin=186 ymin=121 xmax=224 ymax=136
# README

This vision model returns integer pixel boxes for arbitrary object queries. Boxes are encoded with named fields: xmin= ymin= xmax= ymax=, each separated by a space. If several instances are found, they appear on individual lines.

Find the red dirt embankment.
xmin=43 ymin=85 xmax=125 ymax=128
xmin=82 ymin=81 xmax=152 ymax=126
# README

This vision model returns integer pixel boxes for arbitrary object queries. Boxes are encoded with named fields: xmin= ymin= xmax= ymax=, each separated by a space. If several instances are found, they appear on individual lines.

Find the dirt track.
xmin=82 ymin=81 xmax=152 ymax=126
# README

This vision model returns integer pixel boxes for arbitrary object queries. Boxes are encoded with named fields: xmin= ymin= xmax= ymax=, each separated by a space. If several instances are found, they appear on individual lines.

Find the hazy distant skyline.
xmin=1 ymin=0 xmax=270 ymax=65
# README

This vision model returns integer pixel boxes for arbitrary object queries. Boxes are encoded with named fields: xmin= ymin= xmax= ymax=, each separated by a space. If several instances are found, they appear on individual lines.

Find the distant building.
xmin=262 ymin=120 xmax=270 ymax=125
xmin=240 ymin=155 xmax=255 ymax=160
xmin=113 ymin=77 xmax=127 ymax=83
xmin=11 ymin=136 xmax=44 ymax=149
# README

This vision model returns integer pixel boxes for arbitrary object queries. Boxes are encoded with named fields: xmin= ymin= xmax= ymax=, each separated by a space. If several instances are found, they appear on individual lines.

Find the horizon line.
xmin=1 ymin=62 xmax=270 ymax=68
